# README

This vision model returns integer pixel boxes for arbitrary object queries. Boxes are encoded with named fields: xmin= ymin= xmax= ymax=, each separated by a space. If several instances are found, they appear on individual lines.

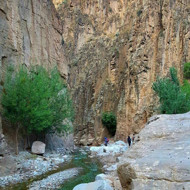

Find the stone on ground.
xmin=31 ymin=141 xmax=46 ymax=154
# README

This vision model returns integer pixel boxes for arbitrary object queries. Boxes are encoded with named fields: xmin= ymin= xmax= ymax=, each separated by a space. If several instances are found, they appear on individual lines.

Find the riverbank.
xmin=0 ymin=151 xmax=72 ymax=189
xmin=0 ymin=141 xmax=128 ymax=189
xmin=29 ymin=168 xmax=81 ymax=190
xmin=73 ymin=141 xmax=129 ymax=190
xmin=0 ymin=148 xmax=103 ymax=190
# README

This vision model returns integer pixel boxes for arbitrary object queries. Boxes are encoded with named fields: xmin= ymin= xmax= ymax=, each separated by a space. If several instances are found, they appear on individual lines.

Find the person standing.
xmin=104 ymin=137 xmax=108 ymax=146
xmin=127 ymin=136 xmax=131 ymax=147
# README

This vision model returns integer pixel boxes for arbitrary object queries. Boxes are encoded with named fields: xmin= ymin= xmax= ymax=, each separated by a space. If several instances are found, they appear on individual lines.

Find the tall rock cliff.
xmin=54 ymin=0 xmax=190 ymax=145
xmin=0 ymin=0 xmax=67 ymax=136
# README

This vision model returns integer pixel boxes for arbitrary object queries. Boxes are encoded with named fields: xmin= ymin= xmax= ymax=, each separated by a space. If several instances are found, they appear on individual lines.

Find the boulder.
xmin=73 ymin=180 xmax=113 ymax=190
xmin=95 ymin=174 xmax=108 ymax=181
xmin=118 ymin=112 xmax=190 ymax=190
xmin=31 ymin=141 xmax=46 ymax=155
xmin=95 ymin=174 xmax=122 ymax=190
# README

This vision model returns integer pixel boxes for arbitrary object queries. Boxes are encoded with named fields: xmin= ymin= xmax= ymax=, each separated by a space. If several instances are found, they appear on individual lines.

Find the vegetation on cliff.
xmin=184 ymin=62 xmax=190 ymax=79
xmin=101 ymin=112 xmax=117 ymax=136
xmin=1 ymin=65 xmax=74 ymax=154
xmin=181 ymin=62 xmax=190 ymax=99
xmin=153 ymin=67 xmax=190 ymax=114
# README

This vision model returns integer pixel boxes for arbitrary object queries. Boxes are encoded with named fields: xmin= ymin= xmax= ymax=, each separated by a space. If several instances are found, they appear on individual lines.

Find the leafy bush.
xmin=152 ymin=67 xmax=189 ymax=114
xmin=1 ymin=65 xmax=74 ymax=154
xmin=101 ymin=112 xmax=117 ymax=136
xmin=184 ymin=62 xmax=190 ymax=79
xmin=181 ymin=80 xmax=190 ymax=99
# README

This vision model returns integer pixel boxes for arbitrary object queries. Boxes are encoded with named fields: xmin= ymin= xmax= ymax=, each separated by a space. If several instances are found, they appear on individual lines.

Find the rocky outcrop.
xmin=45 ymin=133 xmax=74 ymax=154
xmin=117 ymin=112 xmax=190 ymax=190
xmin=53 ymin=0 xmax=190 ymax=145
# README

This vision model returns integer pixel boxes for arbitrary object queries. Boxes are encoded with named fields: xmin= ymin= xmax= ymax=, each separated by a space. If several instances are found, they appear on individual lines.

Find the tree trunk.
xmin=27 ymin=135 xmax=30 ymax=148
xmin=43 ymin=132 xmax=46 ymax=143
xmin=15 ymin=124 xmax=20 ymax=155
xmin=24 ymin=136 xmax=27 ymax=150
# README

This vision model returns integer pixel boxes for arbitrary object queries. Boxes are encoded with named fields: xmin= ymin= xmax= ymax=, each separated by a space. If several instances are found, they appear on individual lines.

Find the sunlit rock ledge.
xmin=118 ymin=112 xmax=190 ymax=190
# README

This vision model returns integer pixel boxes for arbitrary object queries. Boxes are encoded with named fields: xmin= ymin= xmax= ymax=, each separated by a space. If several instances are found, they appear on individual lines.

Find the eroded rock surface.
xmin=117 ymin=112 xmax=190 ymax=190
xmin=53 ymin=0 xmax=190 ymax=145
xmin=0 ymin=0 xmax=66 ymax=77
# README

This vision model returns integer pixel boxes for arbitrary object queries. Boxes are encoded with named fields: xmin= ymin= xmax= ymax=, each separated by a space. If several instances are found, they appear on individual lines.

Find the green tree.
xmin=1 ymin=65 xmax=74 ymax=154
xmin=152 ymin=67 xmax=189 ymax=114
xmin=101 ymin=112 xmax=117 ymax=136
xmin=181 ymin=80 xmax=190 ymax=98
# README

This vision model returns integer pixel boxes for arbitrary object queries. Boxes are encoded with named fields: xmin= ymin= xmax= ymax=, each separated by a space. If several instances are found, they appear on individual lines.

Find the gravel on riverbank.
xmin=0 ymin=151 xmax=72 ymax=188
xmin=29 ymin=167 xmax=82 ymax=190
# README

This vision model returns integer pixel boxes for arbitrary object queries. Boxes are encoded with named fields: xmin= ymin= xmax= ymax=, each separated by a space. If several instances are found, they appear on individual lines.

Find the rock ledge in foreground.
xmin=118 ymin=112 xmax=190 ymax=190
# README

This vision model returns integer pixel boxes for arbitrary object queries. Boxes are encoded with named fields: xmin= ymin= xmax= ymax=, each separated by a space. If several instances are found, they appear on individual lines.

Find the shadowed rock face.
xmin=117 ymin=112 xmax=190 ymax=190
xmin=54 ymin=0 xmax=190 ymax=145
xmin=0 ymin=0 xmax=67 ymax=77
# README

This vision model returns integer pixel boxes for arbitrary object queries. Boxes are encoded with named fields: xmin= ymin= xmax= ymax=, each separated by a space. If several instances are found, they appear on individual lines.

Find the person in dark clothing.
xmin=127 ymin=136 xmax=131 ymax=147
xmin=104 ymin=137 xmax=109 ymax=146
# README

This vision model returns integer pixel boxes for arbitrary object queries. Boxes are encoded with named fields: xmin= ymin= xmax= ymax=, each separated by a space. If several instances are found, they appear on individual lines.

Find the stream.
xmin=4 ymin=148 xmax=102 ymax=190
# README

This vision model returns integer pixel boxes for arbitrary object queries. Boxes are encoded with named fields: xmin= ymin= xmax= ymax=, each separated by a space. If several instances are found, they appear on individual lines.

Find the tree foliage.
xmin=152 ymin=67 xmax=189 ymax=114
xmin=101 ymin=112 xmax=117 ymax=136
xmin=181 ymin=80 xmax=190 ymax=101
xmin=2 ymin=65 xmax=74 ymax=135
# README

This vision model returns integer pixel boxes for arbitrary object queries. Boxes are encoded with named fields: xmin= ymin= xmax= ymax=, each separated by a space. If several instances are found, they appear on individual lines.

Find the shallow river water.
xmin=5 ymin=148 xmax=102 ymax=190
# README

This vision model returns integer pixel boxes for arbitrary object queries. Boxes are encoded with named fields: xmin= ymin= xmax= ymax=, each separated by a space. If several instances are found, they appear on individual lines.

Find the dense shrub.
xmin=152 ymin=67 xmax=189 ymax=114
xmin=184 ymin=62 xmax=190 ymax=79
xmin=101 ymin=112 xmax=117 ymax=136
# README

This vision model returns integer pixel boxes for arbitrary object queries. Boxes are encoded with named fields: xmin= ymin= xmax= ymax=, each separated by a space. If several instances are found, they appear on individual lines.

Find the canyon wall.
xmin=0 ymin=0 xmax=67 ymax=137
xmin=0 ymin=0 xmax=189 ymax=146
xmin=54 ymin=0 xmax=190 ymax=145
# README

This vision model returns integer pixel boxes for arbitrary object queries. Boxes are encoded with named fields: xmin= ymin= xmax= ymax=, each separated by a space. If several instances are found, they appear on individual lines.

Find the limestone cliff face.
xmin=118 ymin=112 xmax=190 ymax=189
xmin=54 ymin=0 xmax=190 ymax=145
xmin=0 ymin=0 xmax=67 ymax=136
xmin=0 ymin=0 xmax=67 ymax=77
